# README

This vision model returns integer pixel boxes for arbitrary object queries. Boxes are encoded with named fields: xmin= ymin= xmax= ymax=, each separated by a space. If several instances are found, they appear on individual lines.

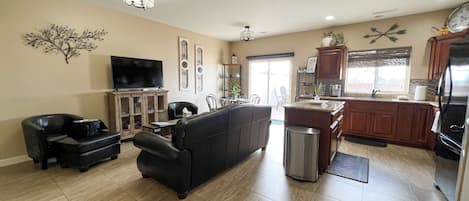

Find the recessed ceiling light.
xmin=325 ymin=15 xmax=335 ymax=21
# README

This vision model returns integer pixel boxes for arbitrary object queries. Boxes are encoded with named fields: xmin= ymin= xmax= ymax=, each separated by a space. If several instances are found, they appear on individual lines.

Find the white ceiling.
xmin=85 ymin=0 xmax=465 ymax=41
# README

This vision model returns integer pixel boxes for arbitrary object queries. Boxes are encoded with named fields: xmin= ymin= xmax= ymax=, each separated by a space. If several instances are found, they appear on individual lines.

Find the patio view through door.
xmin=249 ymin=59 xmax=291 ymax=121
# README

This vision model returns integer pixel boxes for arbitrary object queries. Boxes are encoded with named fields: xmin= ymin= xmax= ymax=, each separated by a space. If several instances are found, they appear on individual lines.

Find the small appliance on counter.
xmin=414 ymin=85 xmax=427 ymax=101
xmin=330 ymin=84 xmax=342 ymax=97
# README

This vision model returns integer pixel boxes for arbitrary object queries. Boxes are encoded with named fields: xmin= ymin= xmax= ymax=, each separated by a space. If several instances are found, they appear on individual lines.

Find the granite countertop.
xmin=284 ymin=100 xmax=345 ymax=112
xmin=298 ymin=95 xmax=438 ymax=107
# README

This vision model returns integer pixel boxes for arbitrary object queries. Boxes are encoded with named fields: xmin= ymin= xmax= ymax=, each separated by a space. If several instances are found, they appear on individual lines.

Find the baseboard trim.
xmin=0 ymin=155 xmax=30 ymax=167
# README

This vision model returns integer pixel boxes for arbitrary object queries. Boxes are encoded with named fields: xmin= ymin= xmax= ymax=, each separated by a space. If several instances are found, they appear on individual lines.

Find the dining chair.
xmin=249 ymin=94 xmax=261 ymax=104
xmin=206 ymin=94 xmax=218 ymax=111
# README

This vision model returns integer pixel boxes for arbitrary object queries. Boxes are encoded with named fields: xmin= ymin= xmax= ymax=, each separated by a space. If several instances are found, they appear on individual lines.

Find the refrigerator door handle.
xmin=439 ymin=134 xmax=462 ymax=154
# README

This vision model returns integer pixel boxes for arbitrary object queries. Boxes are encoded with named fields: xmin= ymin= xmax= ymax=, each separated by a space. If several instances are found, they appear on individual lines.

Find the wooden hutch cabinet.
xmin=316 ymin=46 xmax=347 ymax=80
xmin=108 ymin=90 xmax=168 ymax=140
xmin=428 ymin=30 xmax=468 ymax=80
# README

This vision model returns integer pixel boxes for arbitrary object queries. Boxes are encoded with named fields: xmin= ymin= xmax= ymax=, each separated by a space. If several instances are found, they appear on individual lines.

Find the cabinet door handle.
xmin=337 ymin=115 xmax=344 ymax=122
xmin=330 ymin=121 xmax=339 ymax=130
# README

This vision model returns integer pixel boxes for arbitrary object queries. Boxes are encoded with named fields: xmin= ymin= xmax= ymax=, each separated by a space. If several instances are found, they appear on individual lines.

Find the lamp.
xmin=123 ymin=0 xmax=155 ymax=10
xmin=240 ymin=26 xmax=255 ymax=41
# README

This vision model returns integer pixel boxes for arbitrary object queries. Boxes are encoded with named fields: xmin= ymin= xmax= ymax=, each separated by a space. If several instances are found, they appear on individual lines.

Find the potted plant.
xmin=229 ymin=81 xmax=241 ymax=98
xmin=333 ymin=32 xmax=345 ymax=45
xmin=322 ymin=32 xmax=346 ymax=47
xmin=314 ymin=83 xmax=322 ymax=101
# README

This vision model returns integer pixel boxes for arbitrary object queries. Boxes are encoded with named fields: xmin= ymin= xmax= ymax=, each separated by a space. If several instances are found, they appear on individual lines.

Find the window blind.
xmin=348 ymin=47 xmax=411 ymax=67
xmin=246 ymin=52 xmax=294 ymax=60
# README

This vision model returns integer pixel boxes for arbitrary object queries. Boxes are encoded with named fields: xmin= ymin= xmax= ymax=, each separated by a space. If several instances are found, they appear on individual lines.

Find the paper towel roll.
xmin=414 ymin=86 xmax=427 ymax=101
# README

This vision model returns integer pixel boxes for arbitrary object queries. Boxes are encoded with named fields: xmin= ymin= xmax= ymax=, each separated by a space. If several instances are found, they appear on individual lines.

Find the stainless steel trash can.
xmin=284 ymin=126 xmax=320 ymax=182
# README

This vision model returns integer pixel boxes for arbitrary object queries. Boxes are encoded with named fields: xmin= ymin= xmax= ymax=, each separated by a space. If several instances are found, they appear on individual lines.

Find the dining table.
xmin=219 ymin=97 xmax=250 ymax=106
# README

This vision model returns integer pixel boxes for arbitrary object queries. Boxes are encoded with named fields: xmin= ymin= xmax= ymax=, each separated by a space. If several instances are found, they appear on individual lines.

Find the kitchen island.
xmin=284 ymin=100 xmax=345 ymax=173
xmin=299 ymin=95 xmax=438 ymax=149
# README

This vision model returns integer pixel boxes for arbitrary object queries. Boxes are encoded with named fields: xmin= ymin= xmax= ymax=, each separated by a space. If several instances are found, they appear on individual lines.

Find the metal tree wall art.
xmin=363 ymin=23 xmax=406 ymax=44
xmin=23 ymin=24 xmax=107 ymax=64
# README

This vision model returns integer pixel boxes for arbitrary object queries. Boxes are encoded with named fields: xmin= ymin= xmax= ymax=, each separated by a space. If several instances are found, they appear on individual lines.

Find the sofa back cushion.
xmin=226 ymin=105 xmax=271 ymax=167
xmin=173 ymin=105 xmax=271 ymax=188
xmin=173 ymin=107 xmax=230 ymax=187
xmin=30 ymin=114 xmax=83 ymax=134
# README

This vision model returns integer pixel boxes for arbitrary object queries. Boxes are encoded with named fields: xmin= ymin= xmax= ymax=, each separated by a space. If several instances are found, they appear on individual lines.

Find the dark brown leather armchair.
xmin=21 ymin=114 xmax=83 ymax=169
xmin=133 ymin=104 xmax=271 ymax=199
xmin=168 ymin=102 xmax=198 ymax=120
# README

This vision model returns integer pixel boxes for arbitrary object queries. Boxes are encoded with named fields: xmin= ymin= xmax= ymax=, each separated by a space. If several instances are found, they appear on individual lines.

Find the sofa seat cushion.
xmin=46 ymin=133 xmax=68 ymax=143
xmin=56 ymin=132 xmax=120 ymax=153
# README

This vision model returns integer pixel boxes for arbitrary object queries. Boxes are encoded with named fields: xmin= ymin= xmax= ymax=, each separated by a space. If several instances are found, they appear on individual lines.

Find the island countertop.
xmin=284 ymin=100 xmax=345 ymax=113
xmin=298 ymin=95 xmax=438 ymax=107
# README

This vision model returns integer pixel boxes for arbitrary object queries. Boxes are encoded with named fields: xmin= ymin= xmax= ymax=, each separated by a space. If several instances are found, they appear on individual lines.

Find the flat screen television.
xmin=111 ymin=56 xmax=163 ymax=89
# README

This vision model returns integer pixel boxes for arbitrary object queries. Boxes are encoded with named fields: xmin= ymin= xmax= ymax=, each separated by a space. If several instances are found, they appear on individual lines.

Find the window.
xmin=345 ymin=47 xmax=411 ymax=94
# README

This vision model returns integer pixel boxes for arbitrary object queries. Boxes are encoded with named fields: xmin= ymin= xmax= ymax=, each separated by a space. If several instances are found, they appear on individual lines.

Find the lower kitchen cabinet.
xmin=344 ymin=100 xmax=437 ymax=149
xmin=372 ymin=111 xmax=397 ymax=139
xmin=396 ymin=104 xmax=436 ymax=149
xmin=348 ymin=110 xmax=370 ymax=135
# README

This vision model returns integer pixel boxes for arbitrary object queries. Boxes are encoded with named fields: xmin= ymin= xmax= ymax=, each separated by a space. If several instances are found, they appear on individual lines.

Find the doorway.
xmin=249 ymin=59 xmax=291 ymax=121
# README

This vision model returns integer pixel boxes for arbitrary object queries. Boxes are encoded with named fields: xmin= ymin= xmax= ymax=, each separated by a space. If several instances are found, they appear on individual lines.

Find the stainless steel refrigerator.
xmin=434 ymin=37 xmax=469 ymax=201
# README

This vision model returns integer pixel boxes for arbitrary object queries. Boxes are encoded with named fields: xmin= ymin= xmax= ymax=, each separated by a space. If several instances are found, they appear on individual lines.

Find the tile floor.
xmin=0 ymin=123 xmax=446 ymax=201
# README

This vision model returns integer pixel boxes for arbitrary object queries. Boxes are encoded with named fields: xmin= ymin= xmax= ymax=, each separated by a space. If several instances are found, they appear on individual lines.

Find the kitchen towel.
xmin=431 ymin=111 xmax=440 ymax=133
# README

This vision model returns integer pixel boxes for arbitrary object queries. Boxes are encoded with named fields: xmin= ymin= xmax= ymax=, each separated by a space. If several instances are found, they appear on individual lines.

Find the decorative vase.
xmin=314 ymin=95 xmax=320 ymax=101
xmin=322 ymin=36 xmax=333 ymax=47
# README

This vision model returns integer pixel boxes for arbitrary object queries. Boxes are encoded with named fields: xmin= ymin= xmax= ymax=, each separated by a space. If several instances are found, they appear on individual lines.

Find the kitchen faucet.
xmin=371 ymin=89 xmax=380 ymax=98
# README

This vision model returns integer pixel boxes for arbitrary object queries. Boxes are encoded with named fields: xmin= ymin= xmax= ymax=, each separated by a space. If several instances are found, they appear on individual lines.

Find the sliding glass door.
xmin=249 ymin=59 xmax=291 ymax=120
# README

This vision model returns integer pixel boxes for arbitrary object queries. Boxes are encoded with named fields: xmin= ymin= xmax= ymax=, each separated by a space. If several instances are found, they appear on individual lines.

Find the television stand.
xmin=108 ymin=90 xmax=168 ymax=140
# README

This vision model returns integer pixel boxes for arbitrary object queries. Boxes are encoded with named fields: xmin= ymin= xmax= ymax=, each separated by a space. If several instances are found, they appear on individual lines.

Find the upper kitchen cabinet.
xmin=428 ymin=30 xmax=468 ymax=80
xmin=317 ymin=46 xmax=347 ymax=80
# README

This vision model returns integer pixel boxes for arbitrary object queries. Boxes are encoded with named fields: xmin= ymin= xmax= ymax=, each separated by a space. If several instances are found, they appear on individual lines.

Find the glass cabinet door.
xmin=132 ymin=95 xmax=143 ymax=131
xmin=146 ymin=95 xmax=157 ymax=124
xmin=119 ymin=96 xmax=131 ymax=135
xmin=133 ymin=96 xmax=142 ymax=114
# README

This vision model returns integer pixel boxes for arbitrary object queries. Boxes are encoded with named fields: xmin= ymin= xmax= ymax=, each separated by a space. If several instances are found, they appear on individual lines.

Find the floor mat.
xmin=344 ymin=136 xmax=387 ymax=147
xmin=326 ymin=152 xmax=369 ymax=183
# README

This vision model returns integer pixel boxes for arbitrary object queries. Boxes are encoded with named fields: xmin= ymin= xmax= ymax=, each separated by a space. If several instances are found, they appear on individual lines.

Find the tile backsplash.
xmin=311 ymin=78 xmax=438 ymax=100
xmin=408 ymin=79 xmax=438 ymax=101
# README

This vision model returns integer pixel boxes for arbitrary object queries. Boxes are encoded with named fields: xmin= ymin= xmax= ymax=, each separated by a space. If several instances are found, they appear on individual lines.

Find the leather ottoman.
xmin=56 ymin=132 xmax=121 ymax=172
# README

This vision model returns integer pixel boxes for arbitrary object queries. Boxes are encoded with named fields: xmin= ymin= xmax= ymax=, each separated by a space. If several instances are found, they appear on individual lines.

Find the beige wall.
xmin=231 ymin=9 xmax=452 ymax=96
xmin=0 ymin=0 xmax=230 ymax=160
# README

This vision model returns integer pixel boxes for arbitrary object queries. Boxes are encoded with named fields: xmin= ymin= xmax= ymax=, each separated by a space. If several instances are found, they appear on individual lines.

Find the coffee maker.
xmin=330 ymin=84 xmax=342 ymax=97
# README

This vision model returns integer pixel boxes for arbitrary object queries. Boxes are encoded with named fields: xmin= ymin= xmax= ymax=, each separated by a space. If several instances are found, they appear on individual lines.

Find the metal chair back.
xmin=206 ymin=94 xmax=218 ymax=111
xmin=250 ymin=94 xmax=261 ymax=104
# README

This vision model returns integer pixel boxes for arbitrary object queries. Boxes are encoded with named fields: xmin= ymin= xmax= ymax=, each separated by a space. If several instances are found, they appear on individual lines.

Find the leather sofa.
xmin=22 ymin=114 xmax=83 ymax=169
xmin=168 ymin=101 xmax=198 ymax=120
xmin=133 ymin=104 xmax=271 ymax=199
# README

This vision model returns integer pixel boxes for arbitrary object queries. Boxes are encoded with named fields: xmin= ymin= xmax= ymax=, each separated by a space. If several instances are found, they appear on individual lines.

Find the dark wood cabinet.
xmin=396 ymin=104 xmax=414 ymax=141
xmin=348 ymin=110 xmax=370 ymax=135
xmin=284 ymin=104 xmax=344 ymax=173
xmin=412 ymin=105 xmax=433 ymax=145
xmin=345 ymin=101 xmax=397 ymax=139
xmin=344 ymin=100 xmax=437 ymax=149
xmin=428 ymin=30 xmax=468 ymax=80
xmin=371 ymin=111 xmax=396 ymax=139
xmin=317 ymin=46 xmax=347 ymax=80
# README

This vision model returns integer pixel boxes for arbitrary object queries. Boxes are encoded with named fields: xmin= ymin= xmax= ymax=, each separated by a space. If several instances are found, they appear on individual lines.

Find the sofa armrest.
xmin=133 ymin=131 xmax=181 ymax=160
xmin=21 ymin=120 xmax=47 ymax=159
